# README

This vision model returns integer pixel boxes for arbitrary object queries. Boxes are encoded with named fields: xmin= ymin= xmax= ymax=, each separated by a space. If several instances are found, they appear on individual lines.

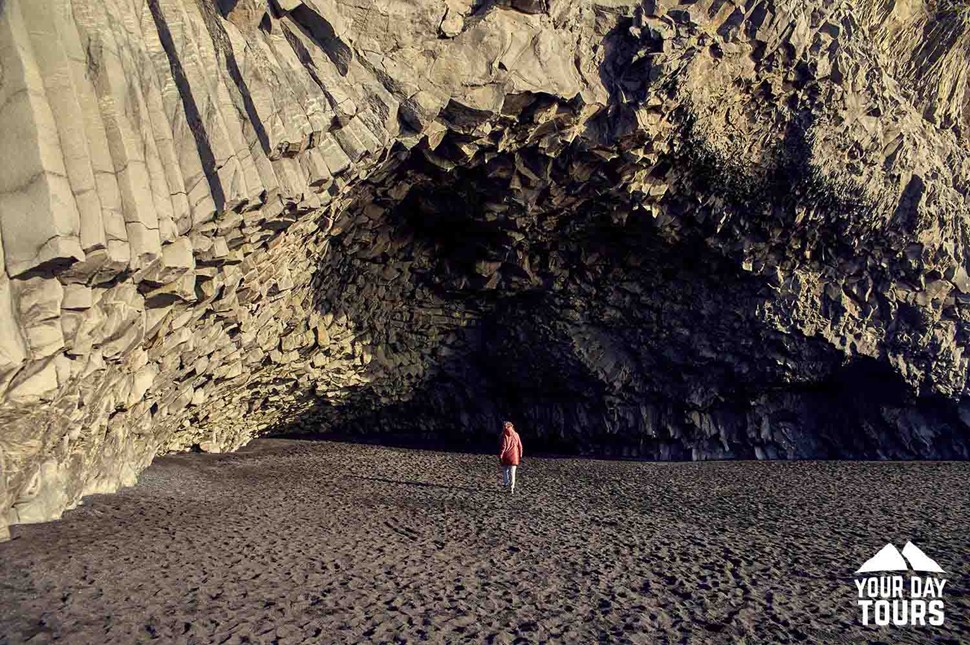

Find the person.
xmin=499 ymin=421 xmax=523 ymax=493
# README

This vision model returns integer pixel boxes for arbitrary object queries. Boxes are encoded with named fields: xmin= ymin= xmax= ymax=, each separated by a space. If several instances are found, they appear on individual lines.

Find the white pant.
xmin=502 ymin=465 xmax=517 ymax=491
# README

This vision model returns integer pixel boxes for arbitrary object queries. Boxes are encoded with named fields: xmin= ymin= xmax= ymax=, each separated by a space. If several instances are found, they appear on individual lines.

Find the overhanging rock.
xmin=1 ymin=0 xmax=969 ymax=535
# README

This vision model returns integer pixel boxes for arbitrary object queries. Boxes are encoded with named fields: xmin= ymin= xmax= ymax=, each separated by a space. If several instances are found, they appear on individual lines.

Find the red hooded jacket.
xmin=499 ymin=427 xmax=523 ymax=466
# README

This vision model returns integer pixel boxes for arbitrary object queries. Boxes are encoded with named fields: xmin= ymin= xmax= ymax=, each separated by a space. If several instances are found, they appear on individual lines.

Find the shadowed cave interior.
xmin=267 ymin=100 xmax=970 ymax=459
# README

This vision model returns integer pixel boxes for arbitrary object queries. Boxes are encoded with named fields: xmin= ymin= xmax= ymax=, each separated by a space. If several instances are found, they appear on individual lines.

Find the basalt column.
xmin=0 ymin=0 xmax=969 ymax=536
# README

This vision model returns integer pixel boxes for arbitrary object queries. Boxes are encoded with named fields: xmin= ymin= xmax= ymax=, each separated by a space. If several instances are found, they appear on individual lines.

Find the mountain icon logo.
xmin=856 ymin=542 xmax=945 ymax=574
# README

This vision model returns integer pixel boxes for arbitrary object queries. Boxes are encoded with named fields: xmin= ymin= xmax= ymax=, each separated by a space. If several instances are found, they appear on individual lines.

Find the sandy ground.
xmin=0 ymin=439 xmax=968 ymax=644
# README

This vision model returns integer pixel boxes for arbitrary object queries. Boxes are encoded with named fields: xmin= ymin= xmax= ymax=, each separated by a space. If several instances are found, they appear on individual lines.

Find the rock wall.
xmin=0 ymin=0 xmax=969 ymax=534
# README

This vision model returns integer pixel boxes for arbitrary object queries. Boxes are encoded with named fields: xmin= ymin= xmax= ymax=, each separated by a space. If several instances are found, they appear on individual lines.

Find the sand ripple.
xmin=1 ymin=439 xmax=968 ymax=643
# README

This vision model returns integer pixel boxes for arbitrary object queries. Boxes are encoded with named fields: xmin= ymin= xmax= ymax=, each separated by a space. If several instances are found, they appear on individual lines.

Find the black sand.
xmin=1 ymin=439 xmax=968 ymax=643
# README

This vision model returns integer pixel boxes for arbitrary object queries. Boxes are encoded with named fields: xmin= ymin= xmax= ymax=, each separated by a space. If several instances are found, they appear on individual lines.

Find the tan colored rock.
xmin=20 ymin=0 xmax=107 ymax=258
xmin=54 ymin=0 xmax=131 ymax=278
xmin=14 ymin=277 xmax=65 ymax=359
xmin=0 ymin=0 xmax=85 ymax=277
xmin=71 ymin=0 xmax=162 ymax=270
xmin=2 ymin=0 xmax=970 ymax=541
xmin=440 ymin=8 xmax=464 ymax=38
xmin=6 ymin=356 xmax=59 ymax=402
xmin=127 ymin=364 xmax=158 ymax=408
xmin=0 ymin=230 xmax=28 ymax=384
xmin=62 ymin=284 xmax=94 ymax=311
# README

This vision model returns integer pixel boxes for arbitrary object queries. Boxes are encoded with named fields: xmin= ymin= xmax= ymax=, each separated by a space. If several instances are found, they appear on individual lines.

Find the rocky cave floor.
xmin=0 ymin=439 xmax=968 ymax=644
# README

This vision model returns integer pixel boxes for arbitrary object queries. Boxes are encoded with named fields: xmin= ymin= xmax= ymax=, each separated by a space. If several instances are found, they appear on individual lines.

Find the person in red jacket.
xmin=499 ymin=421 xmax=523 ymax=493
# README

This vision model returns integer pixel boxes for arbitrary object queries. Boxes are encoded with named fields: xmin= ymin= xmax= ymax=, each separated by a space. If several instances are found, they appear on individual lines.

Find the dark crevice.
xmin=288 ymin=5 xmax=352 ymax=76
xmin=145 ymin=0 xmax=226 ymax=212
xmin=197 ymin=0 xmax=272 ymax=155
xmin=282 ymin=24 xmax=327 ymax=97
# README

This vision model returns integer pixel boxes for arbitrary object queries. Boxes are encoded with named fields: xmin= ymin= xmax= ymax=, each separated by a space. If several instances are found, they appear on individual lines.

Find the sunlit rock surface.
xmin=1 ymin=0 xmax=969 ymax=533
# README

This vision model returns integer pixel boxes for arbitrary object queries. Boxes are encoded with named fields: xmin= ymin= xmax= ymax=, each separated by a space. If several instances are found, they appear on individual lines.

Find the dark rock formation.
xmin=1 ymin=0 xmax=969 ymax=535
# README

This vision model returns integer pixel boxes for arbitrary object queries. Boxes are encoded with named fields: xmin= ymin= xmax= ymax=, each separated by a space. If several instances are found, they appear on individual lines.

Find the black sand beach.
xmin=1 ymin=439 xmax=968 ymax=644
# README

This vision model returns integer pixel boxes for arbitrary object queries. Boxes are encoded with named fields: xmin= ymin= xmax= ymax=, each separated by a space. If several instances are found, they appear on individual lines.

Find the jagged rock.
xmin=0 ymin=0 xmax=969 ymax=538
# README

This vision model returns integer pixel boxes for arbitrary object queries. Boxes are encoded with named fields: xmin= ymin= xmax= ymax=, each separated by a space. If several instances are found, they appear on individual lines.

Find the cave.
xmin=277 ymin=114 xmax=970 ymax=462
xmin=1 ymin=0 xmax=969 ymax=539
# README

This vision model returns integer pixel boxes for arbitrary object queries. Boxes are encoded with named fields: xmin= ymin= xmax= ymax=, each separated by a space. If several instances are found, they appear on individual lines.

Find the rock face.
xmin=0 ymin=0 xmax=969 ymax=533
